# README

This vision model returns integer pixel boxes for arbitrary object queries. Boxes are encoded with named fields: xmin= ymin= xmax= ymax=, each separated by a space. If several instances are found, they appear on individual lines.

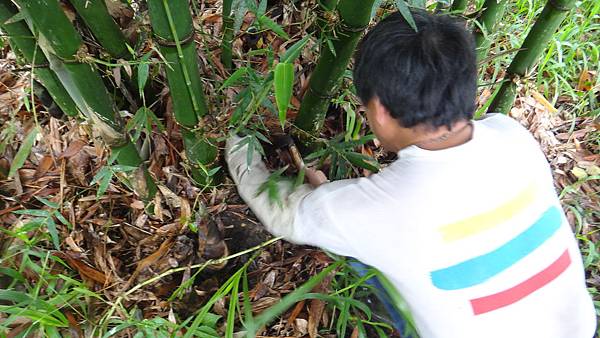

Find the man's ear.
xmin=373 ymin=97 xmax=391 ymax=125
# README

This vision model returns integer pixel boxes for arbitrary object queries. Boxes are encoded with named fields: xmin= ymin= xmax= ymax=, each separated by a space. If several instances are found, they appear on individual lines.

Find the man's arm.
xmin=225 ymin=135 xmax=314 ymax=240
xmin=226 ymin=134 xmax=362 ymax=258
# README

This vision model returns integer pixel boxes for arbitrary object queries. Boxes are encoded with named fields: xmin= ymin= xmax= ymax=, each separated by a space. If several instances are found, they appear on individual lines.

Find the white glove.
xmin=225 ymin=134 xmax=314 ymax=240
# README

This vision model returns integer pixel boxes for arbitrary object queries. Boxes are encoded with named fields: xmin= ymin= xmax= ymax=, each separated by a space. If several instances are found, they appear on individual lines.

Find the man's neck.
xmin=414 ymin=120 xmax=474 ymax=151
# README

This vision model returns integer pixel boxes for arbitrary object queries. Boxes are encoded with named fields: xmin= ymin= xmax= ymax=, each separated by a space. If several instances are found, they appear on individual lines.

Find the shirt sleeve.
xmin=287 ymin=179 xmax=363 ymax=258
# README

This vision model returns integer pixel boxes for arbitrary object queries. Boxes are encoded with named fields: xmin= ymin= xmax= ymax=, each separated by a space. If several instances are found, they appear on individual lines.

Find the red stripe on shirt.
xmin=470 ymin=249 xmax=571 ymax=315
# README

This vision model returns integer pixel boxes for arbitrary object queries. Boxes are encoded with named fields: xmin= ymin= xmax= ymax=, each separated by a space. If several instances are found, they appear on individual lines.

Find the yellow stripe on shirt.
xmin=439 ymin=183 xmax=538 ymax=242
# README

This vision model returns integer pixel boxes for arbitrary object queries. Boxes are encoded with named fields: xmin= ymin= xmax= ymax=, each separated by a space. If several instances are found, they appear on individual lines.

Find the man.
xmin=225 ymin=9 xmax=597 ymax=338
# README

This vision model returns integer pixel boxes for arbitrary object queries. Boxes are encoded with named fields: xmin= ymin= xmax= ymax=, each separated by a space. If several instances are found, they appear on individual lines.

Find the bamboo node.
xmin=509 ymin=73 xmax=521 ymax=84
xmin=153 ymin=31 xmax=196 ymax=47
xmin=548 ymin=0 xmax=575 ymax=11
xmin=338 ymin=21 xmax=370 ymax=33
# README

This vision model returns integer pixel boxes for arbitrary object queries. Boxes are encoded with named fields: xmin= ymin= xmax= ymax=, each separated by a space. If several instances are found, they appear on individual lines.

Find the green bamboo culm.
xmin=0 ymin=0 xmax=78 ymax=117
xmin=68 ymin=0 xmax=129 ymax=58
xmin=450 ymin=0 xmax=469 ymax=12
xmin=221 ymin=0 xmax=234 ymax=69
xmin=487 ymin=0 xmax=576 ymax=114
xmin=147 ymin=0 xmax=218 ymax=185
xmin=474 ymin=0 xmax=508 ymax=60
xmin=294 ymin=0 xmax=376 ymax=141
xmin=15 ymin=0 xmax=156 ymax=200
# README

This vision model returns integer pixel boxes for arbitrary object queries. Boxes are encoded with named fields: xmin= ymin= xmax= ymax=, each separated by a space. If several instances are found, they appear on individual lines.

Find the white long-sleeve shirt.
xmin=226 ymin=114 xmax=597 ymax=338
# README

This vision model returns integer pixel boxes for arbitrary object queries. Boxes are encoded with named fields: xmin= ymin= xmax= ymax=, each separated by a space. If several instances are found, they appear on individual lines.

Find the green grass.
xmin=0 ymin=222 xmax=392 ymax=337
xmin=481 ymin=0 xmax=600 ymax=117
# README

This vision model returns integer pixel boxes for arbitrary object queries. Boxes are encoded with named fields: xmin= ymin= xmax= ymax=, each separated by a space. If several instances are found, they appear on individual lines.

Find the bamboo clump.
xmin=147 ymin=0 xmax=218 ymax=185
xmin=488 ymin=0 xmax=576 ymax=114
xmin=294 ymin=0 xmax=377 ymax=142
xmin=13 ymin=0 xmax=157 ymax=199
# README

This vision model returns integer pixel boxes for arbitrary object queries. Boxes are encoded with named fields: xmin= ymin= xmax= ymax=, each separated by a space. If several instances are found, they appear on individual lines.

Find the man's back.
xmin=290 ymin=114 xmax=597 ymax=337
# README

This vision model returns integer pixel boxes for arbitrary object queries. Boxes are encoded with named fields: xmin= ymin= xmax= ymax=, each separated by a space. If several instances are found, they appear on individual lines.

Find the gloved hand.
xmin=225 ymin=134 xmax=314 ymax=240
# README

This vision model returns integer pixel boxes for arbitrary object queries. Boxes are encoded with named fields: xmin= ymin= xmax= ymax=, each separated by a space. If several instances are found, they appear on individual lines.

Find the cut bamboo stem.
xmin=487 ymin=0 xmax=576 ymax=114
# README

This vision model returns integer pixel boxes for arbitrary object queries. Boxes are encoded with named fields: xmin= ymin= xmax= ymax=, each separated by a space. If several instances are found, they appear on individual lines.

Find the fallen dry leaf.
xmin=55 ymin=251 xmax=108 ymax=285
xmin=531 ymin=90 xmax=557 ymax=113
xmin=576 ymin=69 xmax=595 ymax=92
xmin=34 ymin=155 xmax=54 ymax=179
xmin=58 ymin=139 xmax=86 ymax=159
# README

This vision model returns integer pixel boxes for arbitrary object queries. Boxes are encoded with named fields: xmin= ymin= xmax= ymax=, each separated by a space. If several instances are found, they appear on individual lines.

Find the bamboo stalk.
xmin=474 ymin=0 xmax=508 ymax=60
xmin=68 ymin=0 xmax=129 ymax=58
xmin=321 ymin=0 xmax=340 ymax=11
xmin=451 ymin=0 xmax=469 ymax=12
xmin=294 ymin=0 xmax=376 ymax=139
xmin=487 ymin=0 xmax=576 ymax=114
xmin=221 ymin=0 xmax=233 ymax=69
xmin=148 ymin=0 xmax=218 ymax=185
xmin=0 ymin=0 xmax=78 ymax=117
xmin=16 ymin=0 xmax=156 ymax=199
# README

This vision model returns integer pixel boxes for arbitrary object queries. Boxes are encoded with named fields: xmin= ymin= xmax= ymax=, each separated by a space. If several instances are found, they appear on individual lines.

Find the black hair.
xmin=353 ymin=9 xmax=477 ymax=129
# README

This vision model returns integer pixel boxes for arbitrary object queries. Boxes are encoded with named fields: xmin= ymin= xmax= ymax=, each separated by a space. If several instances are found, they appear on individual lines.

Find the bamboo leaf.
xmin=252 ymin=130 xmax=272 ymax=144
xmin=111 ymin=165 xmax=139 ymax=172
xmin=4 ymin=11 xmax=26 ymax=24
xmin=126 ymin=107 xmax=148 ymax=141
xmin=281 ymin=34 xmax=312 ymax=63
xmin=53 ymin=210 xmax=73 ymax=229
xmin=137 ymin=52 xmax=152 ymax=98
xmin=220 ymin=67 xmax=249 ymax=89
xmin=13 ymin=209 xmax=51 ymax=217
xmin=9 ymin=127 xmax=37 ymax=178
xmin=91 ymin=167 xmax=112 ymax=197
xmin=394 ymin=0 xmax=417 ymax=32
xmin=258 ymin=15 xmax=289 ymax=40
xmin=146 ymin=108 xmax=166 ymax=132
xmin=305 ymin=148 xmax=329 ymax=161
xmin=233 ymin=0 xmax=248 ymax=33
xmin=34 ymin=196 xmax=59 ymax=209
xmin=257 ymin=0 xmax=267 ymax=16
xmin=97 ymin=173 xmax=112 ymax=198
xmin=274 ymin=62 xmax=294 ymax=129
xmin=345 ymin=152 xmax=380 ymax=172
xmin=256 ymin=166 xmax=288 ymax=207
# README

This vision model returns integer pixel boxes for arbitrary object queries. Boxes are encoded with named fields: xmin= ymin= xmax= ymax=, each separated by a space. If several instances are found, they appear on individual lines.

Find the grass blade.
xmin=9 ymin=127 xmax=38 ymax=178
